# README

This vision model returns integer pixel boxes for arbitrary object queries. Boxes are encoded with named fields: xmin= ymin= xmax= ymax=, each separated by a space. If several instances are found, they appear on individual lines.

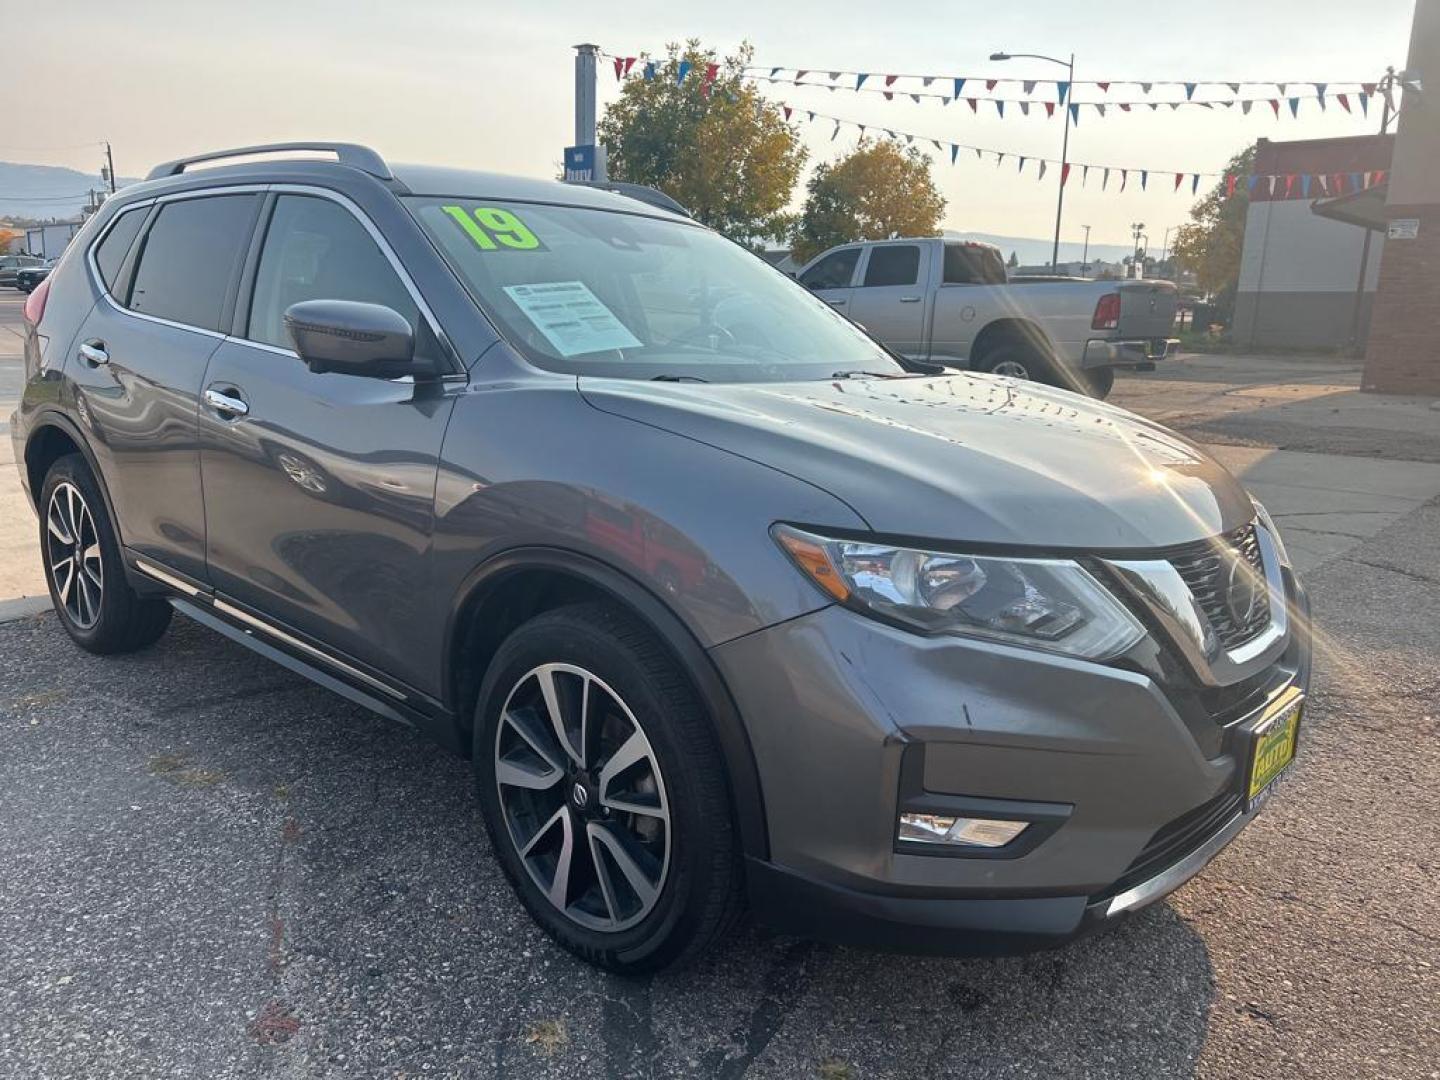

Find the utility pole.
xmin=1081 ymin=224 xmax=1091 ymax=270
xmin=1347 ymin=66 xmax=1400 ymax=351
xmin=104 ymin=141 xmax=117 ymax=194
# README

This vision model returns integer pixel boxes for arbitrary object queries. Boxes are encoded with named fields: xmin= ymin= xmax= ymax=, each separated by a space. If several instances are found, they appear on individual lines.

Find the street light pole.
xmin=991 ymin=50 xmax=1075 ymax=270
xmin=104 ymin=141 xmax=117 ymax=195
xmin=1081 ymin=224 xmax=1091 ymax=270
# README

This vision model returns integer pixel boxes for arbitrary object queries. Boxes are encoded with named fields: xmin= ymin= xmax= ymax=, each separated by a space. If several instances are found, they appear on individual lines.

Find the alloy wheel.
xmin=46 ymin=481 xmax=103 ymax=629
xmin=992 ymin=359 xmax=1032 ymax=379
xmin=494 ymin=663 xmax=671 ymax=932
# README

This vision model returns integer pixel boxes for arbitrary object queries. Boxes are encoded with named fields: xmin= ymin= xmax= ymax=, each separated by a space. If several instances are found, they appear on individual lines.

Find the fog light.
xmin=898 ymin=813 xmax=1029 ymax=848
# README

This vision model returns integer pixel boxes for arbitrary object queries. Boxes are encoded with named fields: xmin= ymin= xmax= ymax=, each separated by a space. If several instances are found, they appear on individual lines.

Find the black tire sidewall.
xmin=472 ymin=606 xmax=731 ymax=971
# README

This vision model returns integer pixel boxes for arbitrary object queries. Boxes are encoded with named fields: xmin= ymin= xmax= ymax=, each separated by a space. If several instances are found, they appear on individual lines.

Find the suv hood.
xmin=579 ymin=373 xmax=1254 ymax=550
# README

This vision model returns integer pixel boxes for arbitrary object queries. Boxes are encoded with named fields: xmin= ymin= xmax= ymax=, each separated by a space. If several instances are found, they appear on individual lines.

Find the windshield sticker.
xmin=441 ymin=205 xmax=545 ymax=251
xmin=502 ymin=282 xmax=643 ymax=357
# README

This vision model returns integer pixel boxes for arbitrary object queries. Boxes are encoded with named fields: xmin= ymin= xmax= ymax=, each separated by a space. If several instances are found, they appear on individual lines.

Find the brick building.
xmin=1363 ymin=0 xmax=1440 ymax=395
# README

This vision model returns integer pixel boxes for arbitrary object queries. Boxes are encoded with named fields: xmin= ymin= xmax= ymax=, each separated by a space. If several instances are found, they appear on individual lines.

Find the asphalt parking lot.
xmin=2 ymin=293 xmax=1438 ymax=1078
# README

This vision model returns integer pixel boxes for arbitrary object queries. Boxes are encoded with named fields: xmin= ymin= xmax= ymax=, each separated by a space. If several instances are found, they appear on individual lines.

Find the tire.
xmin=473 ymin=602 xmax=743 ymax=973
xmin=1082 ymin=366 xmax=1116 ymax=399
xmin=39 ymin=454 xmax=172 ymax=654
xmin=975 ymin=342 xmax=1058 ymax=385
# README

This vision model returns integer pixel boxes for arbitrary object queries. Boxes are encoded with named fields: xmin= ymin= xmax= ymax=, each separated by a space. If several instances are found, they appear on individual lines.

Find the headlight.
xmin=1250 ymin=497 xmax=1291 ymax=568
xmin=773 ymin=525 xmax=1146 ymax=660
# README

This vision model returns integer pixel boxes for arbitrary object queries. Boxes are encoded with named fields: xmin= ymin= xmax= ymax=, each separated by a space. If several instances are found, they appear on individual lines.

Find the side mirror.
xmin=283 ymin=299 xmax=422 ymax=379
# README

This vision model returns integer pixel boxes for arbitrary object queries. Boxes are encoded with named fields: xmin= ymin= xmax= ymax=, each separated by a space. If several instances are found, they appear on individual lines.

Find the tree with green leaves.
xmin=598 ymin=41 xmax=806 ymax=245
xmin=791 ymin=139 xmax=946 ymax=263
xmin=1170 ymin=144 xmax=1258 ymax=321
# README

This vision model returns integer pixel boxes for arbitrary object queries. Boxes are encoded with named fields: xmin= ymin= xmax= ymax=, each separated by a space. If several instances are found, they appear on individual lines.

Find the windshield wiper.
xmin=650 ymin=374 xmax=710 ymax=383
xmin=829 ymin=369 xmax=907 ymax=380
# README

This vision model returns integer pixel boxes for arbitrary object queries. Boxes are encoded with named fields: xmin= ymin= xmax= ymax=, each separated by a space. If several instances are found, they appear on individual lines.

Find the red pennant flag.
xmin=623 ymin=57 xmax=636 ymax=76
xmin=795 ymin=70 xmax=809 ymax=82
xmin=1119 ymin=103 xmax=1132 ymax=112
xmin=1362 ymin=82 xmax=1377 ymax=95
xmin=1227 ymin=174 xmax=1238 ymax=197
xmin=1269 ymin=99 xmax=1280 ymax=117
xmin=985 ymin=79 xmax=998 ymax=91
xmin=701 ymin=62 xmax=718 ymax=89
xmin=613 ymin=57 xmax=625 ymax=80
xmin=1284 ymin=173 xmax=1297 ymax=197
xmin=1373 ymin=169 xmax=1387 ymax=186
xmin=883 ymin=91 xmax=894 ymax=100
xmin=1044 ymin=102 xmax=1056 ymax=118
xmin=1061 ymin=163 xmax=1072 ymax=186
xmin=1337 ymin=93 xmax=1351 ymax=113
xmin=1097 ymin=81 xmax=1111 ymax=92
xmin=782 ymin=105 xmax=792 ymax=120
xmin=1174 ymin=172 xmax=1185 ymax=191
xmin=967 ymin=98 xmax=978 ymax=113
xmin=885 ymin=74 xmax=898 ymax=87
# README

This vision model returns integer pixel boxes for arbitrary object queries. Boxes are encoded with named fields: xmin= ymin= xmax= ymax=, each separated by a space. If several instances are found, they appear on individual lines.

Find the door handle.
xmin=204 ymin=387 xmax=249 ymax=419
xmin=78 ymin=340 xmax=109 ymax=366
xmin=899 ymin=296 xmax=922 ymax=303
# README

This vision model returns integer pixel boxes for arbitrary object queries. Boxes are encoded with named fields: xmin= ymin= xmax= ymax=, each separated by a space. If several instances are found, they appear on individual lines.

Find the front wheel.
xmin=40 ymin=455 xmax=172 ymax=653
xmin=473 ymin=603 xmax=742 ymax=972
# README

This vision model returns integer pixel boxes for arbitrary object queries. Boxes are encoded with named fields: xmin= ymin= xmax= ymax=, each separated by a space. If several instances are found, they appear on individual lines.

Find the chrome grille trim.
xmin=1167 ymin=523 xmax=1271 ymax=651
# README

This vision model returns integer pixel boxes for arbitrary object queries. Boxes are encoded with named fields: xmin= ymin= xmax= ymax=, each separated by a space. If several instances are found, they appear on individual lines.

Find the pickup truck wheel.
xmin=976 ymin=344 xmax=1055 ymax=385
xmin=1083 ymin=367 xmax=1115 ymax=399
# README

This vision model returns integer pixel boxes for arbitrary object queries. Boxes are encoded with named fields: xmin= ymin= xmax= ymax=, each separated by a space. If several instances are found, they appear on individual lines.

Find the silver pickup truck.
xmin=795 ymin=237 xmax=1178 ymax=398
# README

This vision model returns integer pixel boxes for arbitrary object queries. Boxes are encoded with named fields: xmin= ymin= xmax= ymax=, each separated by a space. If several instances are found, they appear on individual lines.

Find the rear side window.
xmin=93 ymin=208 xmax=147 ymax=291
xmin=246 ymin=195 xmax=419 ymax=349
xmin=799 ymin=248 xmax=859 ymax=290
xmin=862 ymin=245 xmax=920 ymax=287
xmin=943 ymin=244 xmax=1007 ymax=285
xmin=128 ymin=195 xmax=258 ymax=331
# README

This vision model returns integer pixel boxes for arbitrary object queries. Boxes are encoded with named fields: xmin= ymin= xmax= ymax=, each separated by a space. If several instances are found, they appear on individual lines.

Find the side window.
xmin=862 ymin=245 xmax=921 ymax=288
xmin=944 ymin=244 xmax=1007 ymax=285
xmin=799 ymin=248 xmax=859 ymax=290
xmin=247 ymin=195 xmax=420 ymax=351
xmin=93 ymin=207 xmax=147 ymax=292
xmin=128 ymin=195 xmax=258 ymax=331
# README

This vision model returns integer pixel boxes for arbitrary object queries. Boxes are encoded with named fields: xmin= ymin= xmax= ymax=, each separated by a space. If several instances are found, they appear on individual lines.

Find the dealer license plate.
xmin=1245 ymin=692 xmax=1303 ymax=809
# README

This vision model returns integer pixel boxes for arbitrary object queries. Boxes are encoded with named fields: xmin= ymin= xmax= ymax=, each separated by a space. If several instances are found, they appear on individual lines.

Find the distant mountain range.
xmin=0 ymin=161 xmax=139 ymax=222
xmin=947 ymin=231 xmax=1137 ymax=267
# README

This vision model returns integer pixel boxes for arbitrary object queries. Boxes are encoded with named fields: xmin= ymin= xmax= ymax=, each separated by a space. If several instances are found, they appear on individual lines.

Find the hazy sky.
xmin=8 ymin=0 xmax=1416 ymax=248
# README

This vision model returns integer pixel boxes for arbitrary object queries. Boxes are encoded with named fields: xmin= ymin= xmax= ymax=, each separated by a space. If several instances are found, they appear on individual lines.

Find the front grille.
xmin=1094 ymin=788 xmax=1243 ymax=902
xmin=1168 ymin=523 xmax=1271 ymax=650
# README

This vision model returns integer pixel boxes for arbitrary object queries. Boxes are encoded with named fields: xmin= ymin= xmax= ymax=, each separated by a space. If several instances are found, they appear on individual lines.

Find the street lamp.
xmin=991 ymin=49 xmax=1076 ymax=270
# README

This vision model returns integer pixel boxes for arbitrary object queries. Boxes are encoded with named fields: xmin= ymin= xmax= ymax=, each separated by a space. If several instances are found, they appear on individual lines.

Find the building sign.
xmin=564 ymin=144 xmax=607 ymax=183
xmin=1388 ymin=218 xmax=1420 ymax=240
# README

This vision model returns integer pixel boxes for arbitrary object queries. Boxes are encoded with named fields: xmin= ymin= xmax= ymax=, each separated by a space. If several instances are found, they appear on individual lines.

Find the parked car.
xmin=794 ymin=237 xmax=1179 ymax=398
xmin=11 ymin=143 xmax=1309 ymax=973
xmin=15 ymin=260 xmax=57 ymax=293
xmin=0 ymin=253 xmax=45 ymax=288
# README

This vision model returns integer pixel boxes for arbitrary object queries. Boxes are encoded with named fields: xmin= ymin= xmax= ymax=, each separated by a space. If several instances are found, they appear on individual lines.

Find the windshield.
xmin=406 ymin=197 xmax=905 ymax=382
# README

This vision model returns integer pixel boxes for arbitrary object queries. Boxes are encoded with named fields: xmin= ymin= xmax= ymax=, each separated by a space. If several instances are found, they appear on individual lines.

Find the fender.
xmin=21 ymin=409 xmax=125 ymax=547
xmin=446 ymin=545 xmax=771 ymax=861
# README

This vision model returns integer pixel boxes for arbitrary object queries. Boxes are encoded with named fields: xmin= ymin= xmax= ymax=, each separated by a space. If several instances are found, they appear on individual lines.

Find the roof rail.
xmin=571 ymin=181 xmax=691 ymax=218
xmin=145 ymin=142 xmax=392 ymax=182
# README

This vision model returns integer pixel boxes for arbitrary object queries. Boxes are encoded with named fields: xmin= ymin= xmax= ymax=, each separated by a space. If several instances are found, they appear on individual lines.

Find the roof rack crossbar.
xmin=145 ymin=142 xmax=392 ymax=182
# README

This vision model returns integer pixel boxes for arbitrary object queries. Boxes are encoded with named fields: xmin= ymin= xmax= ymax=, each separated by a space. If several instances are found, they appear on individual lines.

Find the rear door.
xmin=847 ymin=243 xmax=929 ymax=357
xmin=196 ymin=190 xmax=459 ymax=692
xmin=67 ymin=192 xmax=261 ymax=581
xmin=930 ymin=242 xmax=1010 ymax=365
xmin=797 ymin=246 xmax=861 ymax=315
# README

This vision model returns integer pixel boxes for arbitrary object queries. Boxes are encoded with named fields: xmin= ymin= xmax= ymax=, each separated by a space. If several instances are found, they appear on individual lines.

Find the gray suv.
xmin=11 ymin=143 xmax=1311 ymax=973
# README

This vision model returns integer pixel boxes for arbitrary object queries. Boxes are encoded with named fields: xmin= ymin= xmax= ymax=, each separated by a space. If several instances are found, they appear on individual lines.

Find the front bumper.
xmin=713 ymin=573 xmax=1310 ymax=954
xmin=1082 ymin=337 xmax=1178 ymax=370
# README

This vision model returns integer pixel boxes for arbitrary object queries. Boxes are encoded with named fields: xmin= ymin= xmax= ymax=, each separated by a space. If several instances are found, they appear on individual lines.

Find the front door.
xmin=847 ymin=243 xmax=929 ymax=358
xmin=197 ymin=192 xmax=458 ymax=692
xmin=67 ymin=193 xmax=261 ymax=581
xmin=797 ymin=246 xmax=861 ymax=315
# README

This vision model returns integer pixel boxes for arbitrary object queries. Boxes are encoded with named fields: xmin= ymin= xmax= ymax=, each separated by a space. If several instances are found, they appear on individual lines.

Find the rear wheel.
xmin=40 ymin=455 xmax=172 ymax=654
xmin=1082 ymin=366 xmax=1116 ymax=399
xmin=473 ymin=602 xmax=742 ymax=972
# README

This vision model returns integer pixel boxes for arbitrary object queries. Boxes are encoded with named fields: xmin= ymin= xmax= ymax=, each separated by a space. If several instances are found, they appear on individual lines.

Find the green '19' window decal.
xmin=441 ymin=205 xmax=545 ymax=251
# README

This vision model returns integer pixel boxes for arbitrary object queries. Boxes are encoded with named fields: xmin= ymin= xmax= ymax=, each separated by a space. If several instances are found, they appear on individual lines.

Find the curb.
xmin=0 ymin=596 xmax=52 ymax=624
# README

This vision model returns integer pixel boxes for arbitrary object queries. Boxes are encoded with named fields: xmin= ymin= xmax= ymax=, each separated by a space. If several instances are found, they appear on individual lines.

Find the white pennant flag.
xmin=1242 ymin=100 xmax=1253 ymax=114
xmin=1023 ymin=80 xmax=1037 ymax=94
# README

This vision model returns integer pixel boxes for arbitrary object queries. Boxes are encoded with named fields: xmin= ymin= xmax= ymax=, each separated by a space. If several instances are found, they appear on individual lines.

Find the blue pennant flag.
xmin=1068 ymin=103 xmax=1079 ymax=125
xmin=643 ymin=61 xmax=656 ymax=81
xmin=950 ymin=144 xmax=959 ymax=164
xmin=1140 ymin=170 xmax=1148 ymax=190
xmin=1192 ymin=174 xmax=1201 ymax=195
xmin=1358 ymin=92 xmax=1370 ymax=115
xmin=996 ymin=100 xmax=1005 ymax=118
xmin=1288 ymin=97 xmax=1300 ymax=117
xmin=1300 ymin=174 xmax=1312 ymax=197
xmin=1056 ymin=80 xmax=1070 ymax=104
xmin=1184 ymin=82 xmax=1197 ymax=100
xmin=857 ymin=73 xmax=869 ymax=89
xmin=1247 ymin=174 xmax=1260 ymax=194
xmin=676 ymin=60 xmax=692 ymax=84
xmin=1350 ymin=171 xmax=1363 ymax=191
xmin=770 ymin=67 xmax=781 ymax=78
xmin=953 ymin=77 xmax=966 ymax=99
